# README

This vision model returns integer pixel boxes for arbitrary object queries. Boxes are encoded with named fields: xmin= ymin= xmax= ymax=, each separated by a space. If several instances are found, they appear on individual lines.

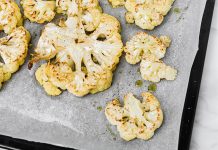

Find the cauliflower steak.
xmin=0 ymin=0 xmax=23 ymax=34
xmin=21 ymin=0 xmax=56 ymax=23
xmin=108 ymin=0 xmax=175 ymax=30
xmin=125 ymin=32 xmax=177 ymax=82
xmin=105 ymin=92 xmax=163 ymax=141
xmin=31 ymin=0 xmax=123 ymax=96
xmin=0 ymin=26 xmax=30 ymax=89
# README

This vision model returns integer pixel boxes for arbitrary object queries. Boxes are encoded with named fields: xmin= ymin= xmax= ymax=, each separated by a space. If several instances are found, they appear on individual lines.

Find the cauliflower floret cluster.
xmin=105 ymin=92 xmax=163 ymax=141
xmin=21 ymin=0 xmax=56 ymax=23
xmin=0 ymin=26 xmax=30 ymax=89
xmin=108 ymin=0 xmax=175 ymax=30
xmin=30 ymin=0 xmax=123 ymax=96
xmin=0 ymin=0 xmax=23 ymax=34
xmin=125 ymin=32 xmax=177 ymax=82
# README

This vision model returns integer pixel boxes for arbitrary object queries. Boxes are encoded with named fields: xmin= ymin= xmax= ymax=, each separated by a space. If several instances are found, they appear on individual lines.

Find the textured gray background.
xmin=0 ymin=0 xmax=206 ymax=149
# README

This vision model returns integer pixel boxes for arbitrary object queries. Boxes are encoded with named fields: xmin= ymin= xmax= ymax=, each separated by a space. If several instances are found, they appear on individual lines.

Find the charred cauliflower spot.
xmin=30 ymin=0 xmax=123 ymax=96
xmin=0 ymin=0 xmax=23 ymax=34
xmin=108 ymin=0 xmax=175 ymax=30
xmin=105 ymin=92 xmax=163 ymax=141
xmin=21 ymin=0 xmax=56 ymax=23
xmin=125 ymin=32 xmax=177 ymax=82
xmin=0 ymin=26 xmax=30 ymax=89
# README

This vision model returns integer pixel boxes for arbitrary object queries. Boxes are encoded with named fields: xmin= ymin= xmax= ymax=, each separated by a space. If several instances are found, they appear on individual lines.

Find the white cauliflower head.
xmin=0 ymin=26 xmax=30 ymax=89
xmin=105 ymin=92 xmax=163 ymax=141
xmin=31 ymin=0 xmax=123 ymax=96
xmin=21 ymin=0 xmax=56 ymax=23
xmin=124 ymin=32 xmax=177 ymax=82
xmin=109 ymin=0 xmax=175 ymax=30
xmin=0 ymin=0 xmax=23 ymax=34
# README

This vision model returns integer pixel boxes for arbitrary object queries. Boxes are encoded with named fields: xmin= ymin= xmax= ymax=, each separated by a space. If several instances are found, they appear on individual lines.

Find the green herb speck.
xmin=173 ymin=7 xmax=181 ymax=14
xmin=135 ymin=80 xmax=143 ymax=87
xmin=97 ymin=106 xmax=103 ymax=111
xmin=148 ymin=83 xmax=157 ymax=92
xmin=137 ymin=68 xmax=140 ymax=74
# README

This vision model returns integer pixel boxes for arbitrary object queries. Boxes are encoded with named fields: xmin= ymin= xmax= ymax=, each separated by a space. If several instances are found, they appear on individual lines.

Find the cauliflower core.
xmin=31 ymin=0 xmax=123 ymax=96
xmin=0 ymin=0 xmax=23 ymax=34
xmin=125 ymin=32 xmax=177 ymax=82
xmin=21 ymin=0 xmax=56 ymax=23
xmin=108 ymin=0 xmax=175 ymax=30
xmin=0 ymin=26 xmax=30 ymax=89
xmin=105 ymin=92 xmax=163 ymax=141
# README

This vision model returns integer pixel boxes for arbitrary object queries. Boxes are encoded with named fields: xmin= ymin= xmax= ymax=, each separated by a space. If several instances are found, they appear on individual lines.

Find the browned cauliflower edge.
xmin=105 ymin=92 xmax=163 ymax=141
xmin=0 ymin=0 xmax=23 ymax=34
xmin=124 ymin=32 xmax=177 ymax=82
xmin=0 ymin=26 xmax=30 ymax=89
xmin=21 ymin=0 xmax=56 ymax=23
xmin=30 ymin=0 xmax=123 ymax=97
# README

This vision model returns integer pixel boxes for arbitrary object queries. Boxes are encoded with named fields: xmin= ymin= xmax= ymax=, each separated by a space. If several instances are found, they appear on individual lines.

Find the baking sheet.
xmin=0 ymin=0 xmax=207 ymax=149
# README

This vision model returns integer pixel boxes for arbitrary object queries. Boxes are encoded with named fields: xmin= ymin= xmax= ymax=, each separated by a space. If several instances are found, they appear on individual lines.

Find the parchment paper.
xmin=0 ymin=0 xmax=207 ymax=149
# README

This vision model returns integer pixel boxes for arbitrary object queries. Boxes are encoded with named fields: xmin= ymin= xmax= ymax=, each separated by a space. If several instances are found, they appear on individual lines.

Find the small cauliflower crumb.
xmin=21 ymin=0 xmax=56 ymax=23
xmin=108 ymin=0 xmax=125 ymax=8
xmin=105 ymin=92 xmax=163 ymax=141
xmin=125 ymin=12 xmax=135 ymax=24
xmin=30 ymin=0 xmax=123 ymax=96
xmin=124 ymin=32 xmax=177 ymax=82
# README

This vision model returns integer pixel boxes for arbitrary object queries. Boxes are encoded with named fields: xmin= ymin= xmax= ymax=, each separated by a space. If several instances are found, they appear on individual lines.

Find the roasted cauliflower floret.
xmin=125 ymin=32 xmax=170 ymax=64
xmin=21 ymin=0 xmax=56 ymax=23
xmin=105 ymin=92 xmax=163 ymax=141
xmin=30 ymin=0 xmax=123 ymax=96
xmin=124 ymin=32 xmax=177 ymax=82
xmin=0 ymin=0 xmax=23 ymax=34
xmin=140 ymin=55 xmax=177 ymax=82
xmin=108 ymin=0 xmax=175 ymax=30
xmin=0 ymin=26 xmax=30 ymax=89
